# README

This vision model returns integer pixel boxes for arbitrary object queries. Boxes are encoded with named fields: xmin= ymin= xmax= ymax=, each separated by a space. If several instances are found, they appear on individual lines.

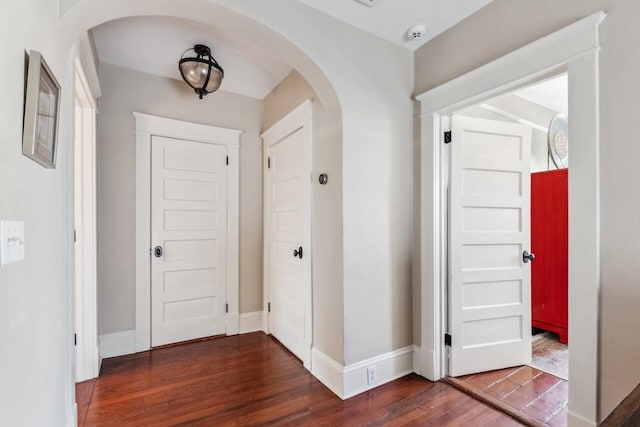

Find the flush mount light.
xmin=178 ymin=44 xmax=224 ymax=99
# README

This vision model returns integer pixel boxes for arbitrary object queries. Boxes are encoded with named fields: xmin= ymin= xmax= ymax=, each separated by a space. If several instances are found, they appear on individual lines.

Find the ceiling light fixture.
xmin=178 ymin=44 xmax=224 ymax=99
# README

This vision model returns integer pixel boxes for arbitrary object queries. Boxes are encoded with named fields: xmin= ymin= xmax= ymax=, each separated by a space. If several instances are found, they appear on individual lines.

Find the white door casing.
xmin=448 ymin=116 xmax=532 ymax=377
xmin=416 ymin=12 xmax=604 ymax=425
xmin=135 ymin=113 xmax=241 ymax=352
xmin=151 ymin=136 xmax=228 ymax=346
xmin=262 ymin=100 xmax=313 ymax=369
xmin=73 ymin=43 xmax=100 ymax=382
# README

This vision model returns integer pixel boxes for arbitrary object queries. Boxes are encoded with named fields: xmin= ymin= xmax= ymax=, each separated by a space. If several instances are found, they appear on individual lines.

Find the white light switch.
xmin=1 ymin=221 xmax=25 ymax=266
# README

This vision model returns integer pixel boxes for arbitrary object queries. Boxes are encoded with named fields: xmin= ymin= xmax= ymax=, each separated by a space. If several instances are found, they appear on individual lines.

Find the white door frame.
xmin=134 ymin=113 xmax=241 ymax=351
xmin=416 ymin=12 xmax=605 ymax=427
xmin=261 ymin=99 xmax=314 ymax=369
xmin=73 ymin=36 xmax=101 ymax=382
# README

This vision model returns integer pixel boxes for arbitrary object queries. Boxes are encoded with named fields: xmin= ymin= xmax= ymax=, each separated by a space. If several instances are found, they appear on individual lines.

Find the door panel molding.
xmin=448 ymin=116 xmax=532 ymax=376
xmin=135 ymin=113 xmax=241 ymax=351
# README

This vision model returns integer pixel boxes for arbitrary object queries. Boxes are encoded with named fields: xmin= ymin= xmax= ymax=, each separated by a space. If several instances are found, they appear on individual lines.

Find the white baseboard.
xmin=413 ymin=345 xmax=439 ymax=381
xmin=343 ymin=346 xmax=414 ymax=399
xmin=413 ymin=345 xmax=424 ymax=376
xmin=311 ymin=348 xmax=345 ymax=397
xmin=101 ymin=316 xmax=264 ymax=360
xmin=567 ymin=411 xmax=597 ymax=427
xmin=99 ymin=330 xmax=136 ymax=359
xmin=239 ymin=311 xmax=264 ymax=334
xmin=311 ymin=346 xmax=414 ymax=400
xmin=226 ymin=312 xmax=240 ymax=335
xmin=67 ymin=402 xmax=77 ymax=427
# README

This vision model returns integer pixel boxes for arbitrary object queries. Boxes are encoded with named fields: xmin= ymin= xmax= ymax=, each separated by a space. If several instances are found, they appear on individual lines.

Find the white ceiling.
xmin=92 ymin=2 xmax=496 ymax=98
xmin=297 ymin=0 xmax=493 ymax=49
xmin=516 ymin=74 xmax=568 ymax=115
xmin=92 ymin=16 xmax=293 ymax=100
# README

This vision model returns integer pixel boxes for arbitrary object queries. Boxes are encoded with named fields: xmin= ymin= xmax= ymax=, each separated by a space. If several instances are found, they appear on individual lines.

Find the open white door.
xmin=151 ymin=135 xmax=228 ymax=347
xmin=448 ymin=115 xmax=532 ymax=377
xmin=263 ymin=101 xmax=313 ymax=368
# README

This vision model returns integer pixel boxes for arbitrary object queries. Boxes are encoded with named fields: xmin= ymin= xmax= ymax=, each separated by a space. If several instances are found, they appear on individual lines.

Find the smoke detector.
xmin=354 ymin=0 xmax=380 ymax=7
xmin=407 ymin=24 xmax=426 ymax=41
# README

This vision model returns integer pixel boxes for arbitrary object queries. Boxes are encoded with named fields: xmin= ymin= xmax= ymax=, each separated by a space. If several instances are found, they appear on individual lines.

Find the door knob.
xmin=293 ymin=246 xmax=303 ymax=259
xmin=523 ymin=250 xmax=535 ymax=263
xmin=154 ymin=246 xmax=164 ymax=258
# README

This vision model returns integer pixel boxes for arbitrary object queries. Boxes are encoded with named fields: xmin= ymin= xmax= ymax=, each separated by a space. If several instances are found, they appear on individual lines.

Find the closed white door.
xmin=266 ymin=126 xmax=312 ymax=366
xmin=151 ymin=135 xmax=228 ymax=347
xmin=448 ymin=115 xmax=532 ymax=377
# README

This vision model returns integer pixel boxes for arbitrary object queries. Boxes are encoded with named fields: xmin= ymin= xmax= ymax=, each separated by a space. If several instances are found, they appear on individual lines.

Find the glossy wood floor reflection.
xmin=445 ymin=366 xmax=567 ymax=427
xmin=78 ymin=332 xmax=521 ymax=426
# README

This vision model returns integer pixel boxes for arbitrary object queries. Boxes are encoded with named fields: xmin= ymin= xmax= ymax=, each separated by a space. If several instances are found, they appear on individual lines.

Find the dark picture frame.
xmin=22 ymin=50 xmax=61 ymax=169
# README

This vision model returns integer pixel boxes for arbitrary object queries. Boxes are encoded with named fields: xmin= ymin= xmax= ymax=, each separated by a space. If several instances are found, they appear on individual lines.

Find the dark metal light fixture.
xmin=178 ymin=44 xmax=224 ymax=99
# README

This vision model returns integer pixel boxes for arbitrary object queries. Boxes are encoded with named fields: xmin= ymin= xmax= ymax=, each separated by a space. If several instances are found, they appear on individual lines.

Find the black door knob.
xmin=154 ymin=246 xmax=164 ymax=258
xmin=523 ymin=250 xmax=535 ymax=263
xmin=293 ymin=246 xmax=303 ymax=259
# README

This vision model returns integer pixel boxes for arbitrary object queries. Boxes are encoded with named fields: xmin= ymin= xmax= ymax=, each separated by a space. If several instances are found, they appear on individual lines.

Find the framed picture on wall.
xmin=22 ymin=50 xmax=61 ymax=169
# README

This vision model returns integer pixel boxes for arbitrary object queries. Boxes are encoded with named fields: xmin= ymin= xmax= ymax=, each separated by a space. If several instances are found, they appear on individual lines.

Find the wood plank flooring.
xmin=77 ymin=332 xmax=522 ymax=426
xmin=445 ymin=366 xmax=567 ymax=427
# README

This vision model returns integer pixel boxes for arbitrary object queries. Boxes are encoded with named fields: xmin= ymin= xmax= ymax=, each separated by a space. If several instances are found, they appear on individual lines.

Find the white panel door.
xmin=151 ymin=136 xmax=228 ymax=347
xmin=448 ymin=115 xmax=532 ymax=377
xmin=267 ymin=127 xmax=311 ymax=365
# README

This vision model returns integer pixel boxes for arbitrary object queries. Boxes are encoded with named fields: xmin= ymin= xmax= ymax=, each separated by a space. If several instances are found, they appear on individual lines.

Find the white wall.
xmin=262 ymin=70 xmax=344 ymax=363
xmin=97 ymin=63 xmax=263 ymax=335
xmin=0 ymin=0 xmax=76 ymax=425
xmin=414 ymin=0 xmax=640 ymax=420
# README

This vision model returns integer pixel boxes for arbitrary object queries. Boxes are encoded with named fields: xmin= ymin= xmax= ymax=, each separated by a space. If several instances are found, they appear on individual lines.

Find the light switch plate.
xmin=1 ymin=221 xmax=25 ymax=266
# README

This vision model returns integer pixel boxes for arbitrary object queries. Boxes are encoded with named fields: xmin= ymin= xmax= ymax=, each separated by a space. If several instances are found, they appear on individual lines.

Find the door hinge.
xmin=226 ymin=156 xmax=229 ymax=165
xmin=445 ymin=333 xmax=452 ymax=347
xmin=444 ymin=131 xmax=452 ymax=144
xmin=268 ymin=302 xmax=271 ymax=313
xmin=267 ymin=157 xmax=271 ymax=169
xmin=225 ymin=303 xmax=229 ymax=313
xmin=74 ymin=333 xmax=77 ymax=346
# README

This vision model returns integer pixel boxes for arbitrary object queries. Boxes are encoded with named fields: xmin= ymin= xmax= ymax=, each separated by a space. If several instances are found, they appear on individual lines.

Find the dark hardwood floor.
xmin=78 ymin=332 xmax=522 ymax=426
xmin=445 ymin=366 xmax=567 ymax=427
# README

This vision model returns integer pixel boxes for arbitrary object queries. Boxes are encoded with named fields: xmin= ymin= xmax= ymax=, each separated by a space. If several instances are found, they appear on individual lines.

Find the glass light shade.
xmin=178 ymin=45 xmax=224 ymax=99
xmin=179 ymin=61 xmax=223 ymax=93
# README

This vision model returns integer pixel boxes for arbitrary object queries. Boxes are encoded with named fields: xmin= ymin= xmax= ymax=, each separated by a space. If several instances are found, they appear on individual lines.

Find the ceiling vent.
xmin=354 ymin=0 xmax=380 ymax=7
